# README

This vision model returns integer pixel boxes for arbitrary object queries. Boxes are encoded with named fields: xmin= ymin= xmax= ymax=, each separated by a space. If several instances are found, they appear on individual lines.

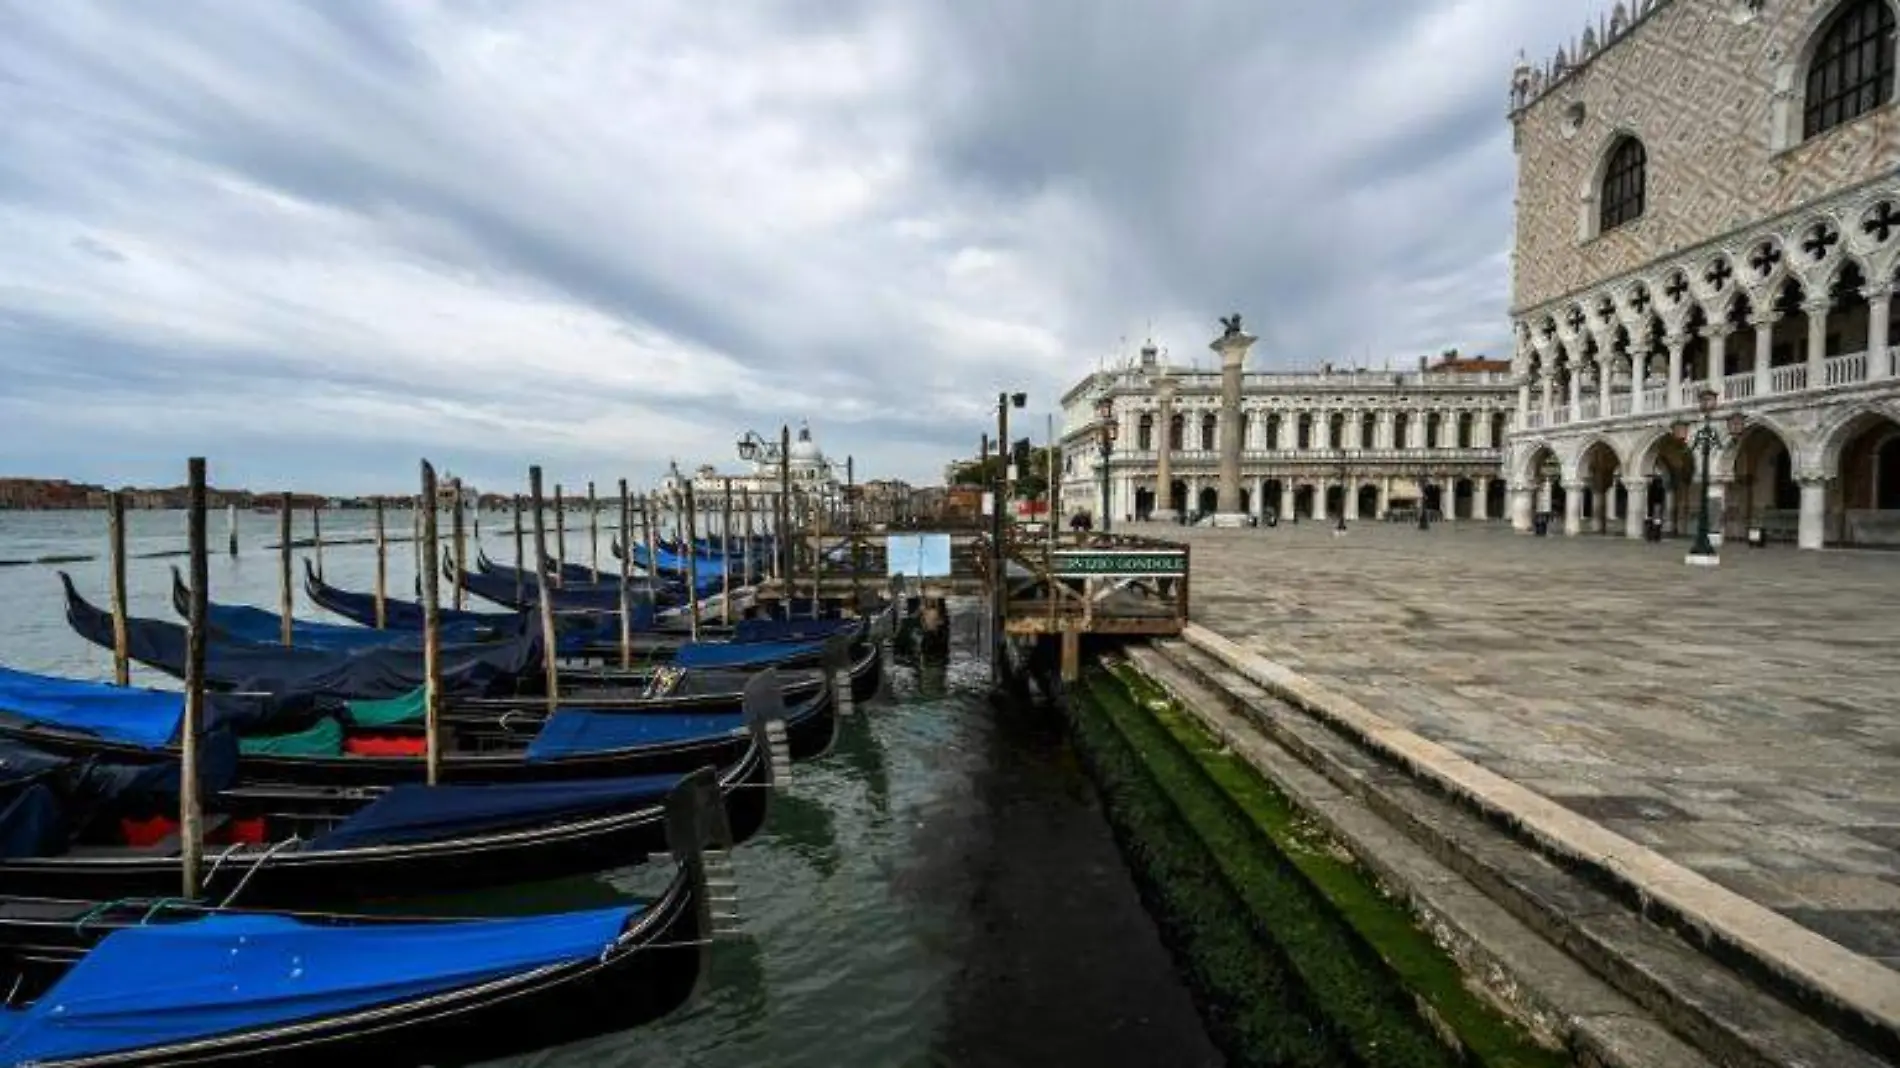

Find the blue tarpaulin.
xmin=309 ymin=773 xmax=683 ymax=850
xmin=524 ymin=710 xmax=746 ymax=762
xmin=0 ymin=905 xmax=637 ymax=1063
xmin=674 ymin=639 xmax=824 ymax=670
xmin=731 ymin=617 xmax=855 ymax=644
xmin=0 ymin=667 xmax=192 ymax=748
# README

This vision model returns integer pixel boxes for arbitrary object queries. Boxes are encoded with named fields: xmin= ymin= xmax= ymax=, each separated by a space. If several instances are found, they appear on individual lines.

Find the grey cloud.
xmin=0 ymin=1 xmax=1605 ymax=490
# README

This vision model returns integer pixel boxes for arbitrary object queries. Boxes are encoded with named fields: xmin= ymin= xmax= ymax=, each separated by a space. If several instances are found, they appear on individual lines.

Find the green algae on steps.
xmin=1090 ymin=664 xmax=1572 ymax=1068
xmin=1066 ymin=669 xmax=1354 ymax=1068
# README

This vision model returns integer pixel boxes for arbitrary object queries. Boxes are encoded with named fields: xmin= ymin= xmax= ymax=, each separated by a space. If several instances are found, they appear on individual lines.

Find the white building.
xmin=1059 ymin=343 xmax=1517 ymax=523
xmin=661 ymin=422 xmax=840 ymax=505
xmin=1504 ymin=0 xmax=1899 ymax=548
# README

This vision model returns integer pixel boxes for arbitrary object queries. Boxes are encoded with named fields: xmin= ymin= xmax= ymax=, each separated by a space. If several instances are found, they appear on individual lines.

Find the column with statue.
xmin=1151 ymin=372 xmax=1178 ymax=523
xmin=1210 ymin=313 xmax=1257 ymax=527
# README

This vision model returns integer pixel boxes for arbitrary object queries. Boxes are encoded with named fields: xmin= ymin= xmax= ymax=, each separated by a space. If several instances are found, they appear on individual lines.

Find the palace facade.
xmin=1059 ymin=346 xmax=1516 ymax=524
xmin=1504 ymin=0 xmax=1899 ymax=546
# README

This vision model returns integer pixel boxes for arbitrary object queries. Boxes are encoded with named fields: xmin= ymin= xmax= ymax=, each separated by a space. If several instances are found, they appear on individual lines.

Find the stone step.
xmin=1143 ymin=637 xmax=1888 ymax=1068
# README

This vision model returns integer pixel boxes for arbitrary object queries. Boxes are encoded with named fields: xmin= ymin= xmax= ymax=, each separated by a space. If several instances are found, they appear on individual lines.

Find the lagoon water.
xmin=0 ymin=509 xmax=1216 ymax=1067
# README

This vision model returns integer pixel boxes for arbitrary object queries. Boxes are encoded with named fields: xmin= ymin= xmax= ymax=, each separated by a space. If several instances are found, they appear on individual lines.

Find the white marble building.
xmin=1504 ymin=0 xmax=1899 ymax=547
xmin=662 ymin=423 xmax=839 ymax=506
xmin=1059 ymin=344 xmax=1516 ymax=523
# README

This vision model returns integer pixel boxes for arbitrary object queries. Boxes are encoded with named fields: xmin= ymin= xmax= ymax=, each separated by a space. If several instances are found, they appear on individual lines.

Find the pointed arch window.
xmin=1599 ymin=137 xmax=1647 ymax=232
xmin=1804 ymin=0 xmax=1896 ymax=139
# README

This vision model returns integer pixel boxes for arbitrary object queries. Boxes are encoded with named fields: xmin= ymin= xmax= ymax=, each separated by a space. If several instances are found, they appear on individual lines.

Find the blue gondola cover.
xmin=0 ymin=906 xmax=637 ymax=1063
xmin=0 ymin=666 xmax=269 ymax=748
xmin=674 ymin=638 xmax=825 ymax=670
xmin=524 ymin=710 xmax=747 ymax=762
xmin=309 ymin=773 xmax=682 ymax=850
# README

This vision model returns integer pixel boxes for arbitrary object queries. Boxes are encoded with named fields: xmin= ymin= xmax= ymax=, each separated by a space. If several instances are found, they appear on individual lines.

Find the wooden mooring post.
xmin=180 ymin=457 xmax=209 ymax=899
xmin=278 ymin=492 xmax=294 ymax=648
xmin=419 ymin=461 xmax=445 ymax=785
xmin=721 ymin=478 xmax=733 ymax=625
xmin=680 ymin=484 xmax=703 ymax=642
xmin=373 ymin=496 xmax=388 ymax=629
xmin=618 ymin=479 xmax=633 ymax=669
xmin=452 ymin=481 xmax=468 ymax=612
xmin=107 ymin=490 xmax=130 ymax=686
xmin=512 ymin=493 xmax=525 ymax=607
xmin=530 ymin=467 xmax=560 ymax=716
xmin=226 ymin=503 xmax=238 ymax=557
xmin=641 ymin=492 xmax=659 ymax=605
xmin=311 ymin=503 xmax=324 ymax=581
xmin=588 ymin=480 xmax=600 ymax=583
xmin=553 ymin=482 xmax=567 ymax=586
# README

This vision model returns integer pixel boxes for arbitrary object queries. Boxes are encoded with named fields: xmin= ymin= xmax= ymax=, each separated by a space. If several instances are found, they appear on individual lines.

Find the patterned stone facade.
xmin=1510 ymin=0 xmax=1899 ymax=312
xmin=1504 ymin=0 xmax=1900 ymax=550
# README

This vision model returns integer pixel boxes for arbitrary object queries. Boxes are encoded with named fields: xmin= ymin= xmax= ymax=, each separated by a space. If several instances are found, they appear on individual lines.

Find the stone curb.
xmin=1183 ymin=621 xmax=1900 ymax=1060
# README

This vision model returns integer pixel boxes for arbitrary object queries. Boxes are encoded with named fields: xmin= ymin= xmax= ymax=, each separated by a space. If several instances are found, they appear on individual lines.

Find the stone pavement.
xmin=1156 ymin=519 xmax=1900 ymax=971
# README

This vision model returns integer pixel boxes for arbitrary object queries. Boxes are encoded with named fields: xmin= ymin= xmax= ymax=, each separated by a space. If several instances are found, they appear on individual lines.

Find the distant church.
xmin=1504 ymin=0 xmax=1899 ymax=547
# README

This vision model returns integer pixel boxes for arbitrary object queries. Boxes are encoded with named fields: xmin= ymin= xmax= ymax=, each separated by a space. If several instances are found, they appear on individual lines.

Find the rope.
xmin=217 ymin=836 xmax=302 ymax=908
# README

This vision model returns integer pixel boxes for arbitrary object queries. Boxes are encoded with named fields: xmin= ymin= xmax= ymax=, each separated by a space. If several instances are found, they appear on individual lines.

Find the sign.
xmin=1052 ymin=550 xmax=1187 ymax=578
xmin=887 ymin=533 xmax=953 ymax=578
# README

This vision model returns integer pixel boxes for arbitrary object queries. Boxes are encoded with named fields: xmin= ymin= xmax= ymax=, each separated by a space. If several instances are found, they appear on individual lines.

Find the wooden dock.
xmin=974 ymin=530 xmax=1191 ymax=681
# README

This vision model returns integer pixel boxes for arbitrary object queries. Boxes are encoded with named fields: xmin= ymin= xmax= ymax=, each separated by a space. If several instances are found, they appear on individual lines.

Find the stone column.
xmin=1279 ymin=481 xmax=1294 ymax=523
xmin=1630 ymin=352 xmax=1647 ymax=415
xmin=1345 ymin=480 xmax=1360 ymax=520
xmin=1314 ymin=481 xmax=1328 ymax=522
xmin=1151 ymin=375 xmax=1178 ymax=522
xmin=1474 ymin=479 xmax=1489 ymax=520
xmin=1703 ymin=324 xmax=1730 ymax=393
xmin=1864 ymin=284 xmax=1893 ymax=379
xmin=1803 ymin=300 xmax=1829 ymax=390
xmin=1563 ymin=482 xmax=1586 ymax=536
xmin=1623 ymin=478 xmax=1648 ymax=539
xmin=1510 ymin=485 xmax=1533 ymax=532
xmin=1797 ymin=477 xmax=1827 ymax=550
xmin=1517 ymin=381 xmax=1531 ymax=432
xmin=1597 ymin=351 xmax=1613 ymax=416
xmin=1376 ymin=479 xmax=1390 ymax=518
xmin=1540 ymin=374 xmax=1554 ymax=424
xmin=1209 ymin=321 xmax=1256 ymax=525
xmin=1665 ymin=332 xmax=1686 ymax=409
xmin=1751 ymin=312 xmax=1777 ymax=397
xmin=1567 ymin=352 xmax=1584 ymax=422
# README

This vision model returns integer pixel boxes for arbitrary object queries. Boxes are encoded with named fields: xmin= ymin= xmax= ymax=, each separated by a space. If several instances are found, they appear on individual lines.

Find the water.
xmin=0 ymin=510 xmax=1217 ymax=1066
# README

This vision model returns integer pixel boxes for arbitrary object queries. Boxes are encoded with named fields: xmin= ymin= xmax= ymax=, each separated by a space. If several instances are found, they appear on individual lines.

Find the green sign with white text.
xmin=1052 ymin=551 xmax=1186 ymax=578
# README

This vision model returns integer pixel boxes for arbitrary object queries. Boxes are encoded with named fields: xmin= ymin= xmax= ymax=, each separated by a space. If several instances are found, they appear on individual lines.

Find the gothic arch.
xmin=1813 ymin=399 xmax=1900 ymax=474
xmin=1626 ymin=425 xmax=1679 ymax=479
xmin=1780 ymin=0 xmax=1899 ymax=148
xmin=1710 ymin=410 xmax=1807 ymax=481
xmin=1567 ymin=435 xmax=1625 ymax=486
xmin=1579 ymin=128 xmax=1649 ymax=240
xmin=1508 ymin=438 xmax=1558 ymax=485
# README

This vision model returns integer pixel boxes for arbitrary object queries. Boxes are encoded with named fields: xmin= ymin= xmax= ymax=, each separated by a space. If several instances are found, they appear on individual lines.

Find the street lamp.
xmin=1672 ymin=389 xmax=1748 ymax=563
xmin=736 ymin=426 xmax=793 ymax=582
xmin=1094 ymin=395 xmax=1119 ymax=533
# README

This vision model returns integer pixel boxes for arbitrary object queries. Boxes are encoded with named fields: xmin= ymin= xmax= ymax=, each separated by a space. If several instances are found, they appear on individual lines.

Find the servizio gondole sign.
xmin=1051 ymin=550 xmax=1187 ymax=579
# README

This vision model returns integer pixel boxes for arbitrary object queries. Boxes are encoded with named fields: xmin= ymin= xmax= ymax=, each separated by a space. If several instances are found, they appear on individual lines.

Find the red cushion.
xmin=120 ymin=815 xmax=178 ymax=847
xmin=344 ymin=733 xmax=427 ymax=757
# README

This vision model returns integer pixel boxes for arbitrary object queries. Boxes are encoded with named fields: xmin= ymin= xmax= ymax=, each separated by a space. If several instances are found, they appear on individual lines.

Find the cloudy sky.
xmin=0 ymin=1 xmax=1603 ymax=493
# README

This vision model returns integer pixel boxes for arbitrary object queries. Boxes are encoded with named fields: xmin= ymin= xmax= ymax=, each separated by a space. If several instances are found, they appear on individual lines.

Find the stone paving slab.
xmin=1159 ymin=520 xmax=1900 ymax=973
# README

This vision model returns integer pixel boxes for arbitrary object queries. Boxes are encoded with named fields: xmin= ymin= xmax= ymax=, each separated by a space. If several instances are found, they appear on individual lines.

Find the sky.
xmin=0 ymin=1 xmax=1607 ymax=494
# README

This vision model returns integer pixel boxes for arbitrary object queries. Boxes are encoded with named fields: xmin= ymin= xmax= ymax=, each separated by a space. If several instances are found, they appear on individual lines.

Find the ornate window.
xmin=1168 ymin=414 xmax=1183 ymax=451
xmin=1804 ymin=0 xmax=1896 ymax=139
xmin=1137 ymin=413 xmax=1154 ymax=451
xmin=1599 ymin=137 xmax=1647 ymax=231
xmin=1200 ymin=413 xmax=1217 ymax=451
xmin=1328 ymin=415 xmax=1344 ymax=449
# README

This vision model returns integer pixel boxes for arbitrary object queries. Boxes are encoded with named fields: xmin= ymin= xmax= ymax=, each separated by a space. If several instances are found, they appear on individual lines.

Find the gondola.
xmin=173 ymin=567 xmax=512 ymax=650
xmin=476 ymin=548 xmax=617 ymax=586
xmin=302 ymin=560 xmax=522 ymax=632
xmin=0 ymin=681 xmax=781 ymax=905
xmin=62 ymin=575 xmax=541 ymax=706
xmin=0 ymin=771 xmax=726 ymax=1066
xmin=0 ymin=660 xmax=840 ymax=787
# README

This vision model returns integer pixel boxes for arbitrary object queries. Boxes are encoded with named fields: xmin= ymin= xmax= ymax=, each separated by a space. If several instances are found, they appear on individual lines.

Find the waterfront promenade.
xmin=1158 ymin=521 xmax=1900 ymax=972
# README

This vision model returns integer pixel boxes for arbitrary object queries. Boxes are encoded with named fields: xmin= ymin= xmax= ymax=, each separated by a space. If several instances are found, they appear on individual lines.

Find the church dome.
xmin=788 ymin=424 xmax=824 ymax=464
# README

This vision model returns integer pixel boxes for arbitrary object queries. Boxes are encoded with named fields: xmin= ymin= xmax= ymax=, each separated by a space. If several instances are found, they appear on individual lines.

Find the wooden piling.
xmin=373 ymin=497 xmax=388 ymax=629
xmin=512 ymin=493 xmax=525 ymax=607
xmin=618 ymin=478 xmax=633 ymax=669
xmin=847 ymin=456 xmax=861 ymax=613
xmin=451 ymin=481 xmax=468 ymax=612
xmin=180 ymin=457 xmax=208 ymax=899
xmin=742 ymin=486 xmax=756 ymax=592
xmin=419 ymin=462 xmax=444 ymax=785
xmin=530 ymin=468 xmax=560 ymax=716
xmin=640 ymin=492 xmax=659 ymax=604
xmin=107 ymin=490 xmax=130 ymax=686
xmin=588 ymin=480 xmax=600 ymax=583
xmin=553 ymin=482 xmax=567 ymax=588
xmin=810 ymin=486 xmax=824 ymax=619
xmin=226 ymin=503 xmax=238 ymax=557
xmin=721 ymin=477 xmax=733 ymax=625
xmin=681 ymin=484 xmax=702 ymax=642
xmin=311 ymin=504 xmax=324 ymax=581
xmin=278 ymin=492 xmax=293 ymax=648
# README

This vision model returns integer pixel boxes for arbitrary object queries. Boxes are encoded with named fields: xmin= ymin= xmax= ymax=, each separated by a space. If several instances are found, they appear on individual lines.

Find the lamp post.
xmin=1672 ymin=389 xmax=1748 ymax=565
xmin=737 ymin=426 xmax=794 ymax=590
xmin=1094 ymin=395 xmax=1119 ymax=533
